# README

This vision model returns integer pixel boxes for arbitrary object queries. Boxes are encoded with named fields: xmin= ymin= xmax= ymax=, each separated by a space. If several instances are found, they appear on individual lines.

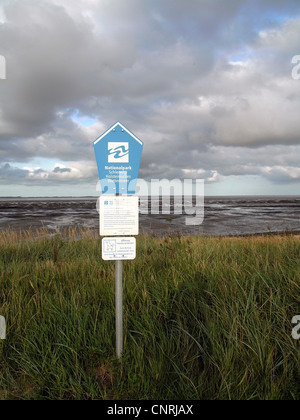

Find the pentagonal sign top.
xmin=94 ymin=122 xmax=143 ymax=195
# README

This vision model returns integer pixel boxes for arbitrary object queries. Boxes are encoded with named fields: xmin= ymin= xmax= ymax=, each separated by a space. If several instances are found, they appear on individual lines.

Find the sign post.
xmin=94 ymin=122 xmax=143 ymax=359
xmin=115 ymin=259 xmax=123 ymax=359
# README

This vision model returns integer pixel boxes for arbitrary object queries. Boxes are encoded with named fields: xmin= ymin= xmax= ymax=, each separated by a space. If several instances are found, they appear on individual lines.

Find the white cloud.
xmin=262 ymin=166 xmax=300 ymax=182
xmin=0 ymin=0 xmax=300 ymax=193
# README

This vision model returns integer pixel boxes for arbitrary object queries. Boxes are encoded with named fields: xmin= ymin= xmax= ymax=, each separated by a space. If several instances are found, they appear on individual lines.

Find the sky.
xmin=0 ymin=0 xmax=300 ymax=197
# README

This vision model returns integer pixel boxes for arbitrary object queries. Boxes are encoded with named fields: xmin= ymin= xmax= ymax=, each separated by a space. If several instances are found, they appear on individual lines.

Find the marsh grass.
xmin=0 ymin=229 xmax=299 ymax=400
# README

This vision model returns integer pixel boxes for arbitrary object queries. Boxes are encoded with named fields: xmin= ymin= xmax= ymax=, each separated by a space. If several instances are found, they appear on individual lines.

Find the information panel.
xmin=102 ymin=237 xmax=136 ymax=261
xmin=100 ymin=196 xmax=139 ymax=236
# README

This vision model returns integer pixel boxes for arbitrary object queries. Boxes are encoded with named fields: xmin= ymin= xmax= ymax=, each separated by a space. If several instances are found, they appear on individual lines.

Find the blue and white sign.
xmin=94 ymin=122 xmax=143 ymax=194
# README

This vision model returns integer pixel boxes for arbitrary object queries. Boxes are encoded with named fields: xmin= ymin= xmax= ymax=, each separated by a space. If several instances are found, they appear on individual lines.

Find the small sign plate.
xmin=102 ymin=237 xmax=136 ymax=261
xmin=100 ymin=196 xmax=139 ymax=236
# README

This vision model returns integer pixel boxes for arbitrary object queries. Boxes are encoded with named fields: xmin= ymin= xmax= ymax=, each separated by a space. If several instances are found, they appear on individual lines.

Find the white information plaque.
xmin=100 ymin=196 xmax=139 ymax=236
xmin=102 ymin=237 xmax=136 ymax=261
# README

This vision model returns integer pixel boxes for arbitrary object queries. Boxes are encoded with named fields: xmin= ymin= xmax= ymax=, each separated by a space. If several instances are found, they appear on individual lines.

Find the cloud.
xmin=0 ymin=0 xmax=300 ymax=192
xmin=261 ymin=166 xmax=300 ymax=183
xmin=52 ymin=166 xmax=71 ymax=173
xmin=0 ymin=161 xmax=96 ymax=184
xmin=0 ymin=163 xmax=30 ymax=180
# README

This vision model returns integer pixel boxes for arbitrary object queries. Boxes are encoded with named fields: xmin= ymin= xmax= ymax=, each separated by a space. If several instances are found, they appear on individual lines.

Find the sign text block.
xmin=100 ymin=196 xmax=139 ymax=236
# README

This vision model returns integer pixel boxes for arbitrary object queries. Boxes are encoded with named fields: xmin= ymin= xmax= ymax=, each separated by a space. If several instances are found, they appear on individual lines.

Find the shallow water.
xmin=0 ymin=196 xmax=299 ymax=237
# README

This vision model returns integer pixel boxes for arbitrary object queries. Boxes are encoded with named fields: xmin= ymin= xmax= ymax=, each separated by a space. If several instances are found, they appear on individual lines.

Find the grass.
xmin=0 ymin=229 xmax=299 ymax=400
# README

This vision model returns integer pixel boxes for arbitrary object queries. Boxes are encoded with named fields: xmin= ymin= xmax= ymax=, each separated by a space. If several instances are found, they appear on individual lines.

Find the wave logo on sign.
xmin=108 ymin=142 xmax=129 ymax=163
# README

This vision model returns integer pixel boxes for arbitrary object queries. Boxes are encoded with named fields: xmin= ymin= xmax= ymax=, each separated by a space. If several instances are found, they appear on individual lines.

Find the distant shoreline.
xmin=0 ymin=195 xmax=300 ymax=198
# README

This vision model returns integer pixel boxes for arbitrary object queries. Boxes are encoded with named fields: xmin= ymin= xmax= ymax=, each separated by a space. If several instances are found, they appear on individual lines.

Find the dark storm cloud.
xmin=0 ymin=161 xmax=95 ymax=184
xmin=0 ymin=163 xmax=29 ymax=180
xmin=0 ymin=0 xmax=300 ymax=187
xmin=53 ymin=166 xmax=71 ymax=173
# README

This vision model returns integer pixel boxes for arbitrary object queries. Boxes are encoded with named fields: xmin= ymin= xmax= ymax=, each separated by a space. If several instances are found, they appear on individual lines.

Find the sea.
xmin=0 ymin=196 xmax=299 ymax=237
